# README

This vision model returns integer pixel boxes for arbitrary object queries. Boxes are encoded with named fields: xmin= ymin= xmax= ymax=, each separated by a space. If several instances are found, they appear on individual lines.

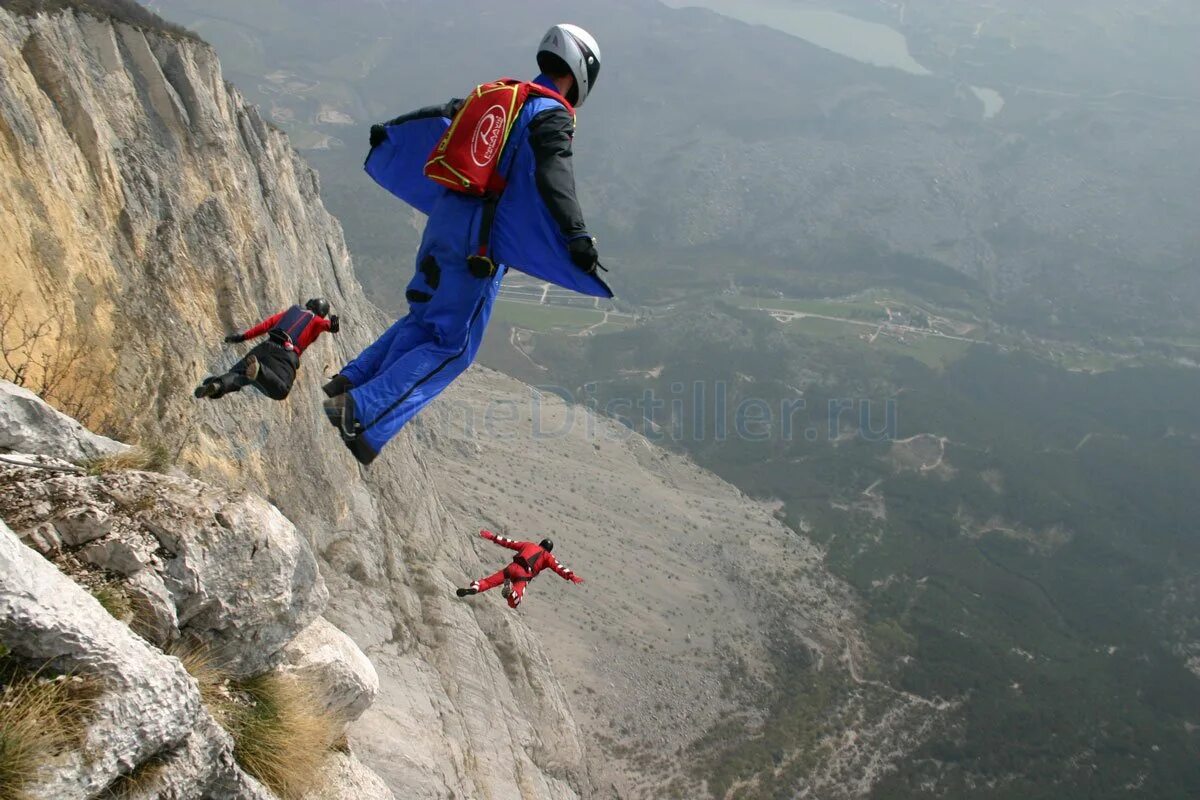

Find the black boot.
xmin=193 ymin=377 xmax=221 ymax=399
xmin=323 ymin=374 xmax=352 ymax=398
xmin=343 ymin=435 xmax=377 ymax=467
xmin=456 ymin=587 xmax=478 ymax=598
xmin=323 ymin=393 xmax=359 ymax=438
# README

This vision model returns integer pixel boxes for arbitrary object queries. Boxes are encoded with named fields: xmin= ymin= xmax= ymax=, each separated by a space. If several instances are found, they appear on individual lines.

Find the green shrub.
xmin=90 ymin=583 xmax=133 ymax=624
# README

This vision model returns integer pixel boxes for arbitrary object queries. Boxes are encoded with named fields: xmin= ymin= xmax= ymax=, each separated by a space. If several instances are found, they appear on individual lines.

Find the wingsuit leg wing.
xmin=339 ymin=240 xmax=504 ymax=458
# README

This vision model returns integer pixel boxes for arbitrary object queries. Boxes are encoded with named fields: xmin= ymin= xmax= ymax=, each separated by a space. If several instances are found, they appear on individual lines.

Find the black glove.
xmin=369 ymin=124 xmax=388 ymax=149
xmin=224 ymin=333 xmax=244 ymax=344
xmin=328 ymin=314 xmax=341 ymax=334
xmin=569 ymin=236 xmax=600 ymax=275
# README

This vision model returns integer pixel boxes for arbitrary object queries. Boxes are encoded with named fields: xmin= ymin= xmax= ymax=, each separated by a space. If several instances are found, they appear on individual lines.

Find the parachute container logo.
xmin=471 ymin=104 xmax=507 ymax=168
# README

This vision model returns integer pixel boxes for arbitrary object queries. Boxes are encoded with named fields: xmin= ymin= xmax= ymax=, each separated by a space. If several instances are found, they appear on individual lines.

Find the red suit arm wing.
xmin=480 ymin=530 xmax=525 ymax=551
xmin=241 ymin=311 xmax=285 ymax=341
xmin=548 ymin=554 xmax=583 ymax=583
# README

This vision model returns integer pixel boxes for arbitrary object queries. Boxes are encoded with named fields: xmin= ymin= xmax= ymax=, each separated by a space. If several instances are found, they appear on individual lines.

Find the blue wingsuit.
xmin=340 ymin=75 xmax=612 ymax=461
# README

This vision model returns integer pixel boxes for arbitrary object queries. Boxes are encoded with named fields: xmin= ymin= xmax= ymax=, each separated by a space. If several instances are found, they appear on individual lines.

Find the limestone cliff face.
xmin=0 ymin=7 xmax=590 ymax=798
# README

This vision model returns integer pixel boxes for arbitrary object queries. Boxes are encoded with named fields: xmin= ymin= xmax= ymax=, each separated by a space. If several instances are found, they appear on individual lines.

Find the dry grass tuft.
xmin=0 ymin=665 xmax=97 ymax=800
xmin=228 ymin=672 xmax=340 ymax=800
xmin=172 ymin=643 xmax=237 ymax=729
xmin=99 ymin=752 xmax=170 ymax=799
xmin=81 ymin=444 xmax=172 ymax=476
xmin=173 ymin=644 xmax=339 ymax=799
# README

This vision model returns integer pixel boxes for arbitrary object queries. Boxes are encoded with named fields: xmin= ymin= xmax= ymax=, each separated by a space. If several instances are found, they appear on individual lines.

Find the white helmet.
xmin=537 ymin=24 xmax=601 ymax=108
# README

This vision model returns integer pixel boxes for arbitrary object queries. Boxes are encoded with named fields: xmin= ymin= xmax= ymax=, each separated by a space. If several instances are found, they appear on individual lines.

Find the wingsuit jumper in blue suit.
xmin=332 ymin=74 xmax=611 ymax=464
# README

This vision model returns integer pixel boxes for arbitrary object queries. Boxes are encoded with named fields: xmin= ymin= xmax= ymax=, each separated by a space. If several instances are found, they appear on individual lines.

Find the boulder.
xmin=124 ymin=568 xmax=179 ymax=647
xmin=19 ymin=520 xmax=63 ymax=555
xmin=302 ymin=751 xmax=397 ymax=800
xmin=279 ymin=617 xmax=379 ymax=723
xmin=109 ymin=715 xmax=275 ymax=800
xmin=0 ymin=380 xmax=128 ymax=462
xmin=80 ymin=536 xmax=155 ymax=576
xmin=141 ymin=479 xmax=329 ymax=676
xmin=52 ymin=504 xmax=114 ymax=546
xmin=0 ymin=464 xmax=329 ymax=677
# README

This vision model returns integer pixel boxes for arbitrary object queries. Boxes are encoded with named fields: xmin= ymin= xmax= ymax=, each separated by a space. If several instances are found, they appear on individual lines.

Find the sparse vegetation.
xmin=0 ymin=0 xmax=200 ymax=41
xmin=172 ymin=644 xmax=236 ymax=727
xmin=82 ymin=444 xmax=172 ymax=476
xmin=691 ymin=638 xmax=844 ymax=799
xmin=0 ymin=660 xmax=97 ymax=800
xmin=90 ymin=582 xmax=133 ymax=624
xmin=174 ymin=645 xmax=339 ymax=800
xmin=0 ymin=288 xmax=114 ymax=429
xmin=226 ymin=673 xmax=340 ymax=800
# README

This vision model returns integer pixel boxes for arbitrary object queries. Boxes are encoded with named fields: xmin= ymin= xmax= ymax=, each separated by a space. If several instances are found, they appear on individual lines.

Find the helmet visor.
xmin=570 ymin=32 xmax=600 ymax=93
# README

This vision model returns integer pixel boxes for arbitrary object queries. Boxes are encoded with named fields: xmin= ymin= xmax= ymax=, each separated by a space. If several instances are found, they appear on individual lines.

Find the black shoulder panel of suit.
xmin=527 ymin=107 xmax=588 ymax=240
xmin=385 ymin=98 xmax=465 ymax=127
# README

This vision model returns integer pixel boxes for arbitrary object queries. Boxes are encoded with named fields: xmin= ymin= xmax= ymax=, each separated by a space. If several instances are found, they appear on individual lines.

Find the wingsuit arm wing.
xmin=240 ymin=310 xmax=285 ymax=341
xmin=548 ymin=554 xmax=584 ymax=584
xmin=365 ymin=98 xmax=465 ymax=217
xmin=383 ymin=98 xmax=465 ymax=127
xmin=527 ymin=107 xmax=589 ymax=241
xmin=480 ymin=530 xmax=524 ymax=551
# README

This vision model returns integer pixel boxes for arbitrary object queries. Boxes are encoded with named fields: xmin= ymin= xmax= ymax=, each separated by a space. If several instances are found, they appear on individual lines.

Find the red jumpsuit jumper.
xmin=471 ymin=530 xmax=583 ymax=608
xmin=206 ymin=306 xmax=334 ymax=400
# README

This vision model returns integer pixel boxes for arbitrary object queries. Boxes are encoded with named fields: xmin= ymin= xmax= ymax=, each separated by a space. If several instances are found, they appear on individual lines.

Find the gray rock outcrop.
xmin=301 ymin=752 xmax=396 ymax=800
xmin=0 ymin=458 xmax=328 ymax=676
xmin=0 ymin=517 xmax=270 ymax=800
xmin=279 ymin=617 xmax=379 ymax=723
xmin=0 ymin=385 xmax=385 ymax=799
xmin=0 ymin=381 xmax=128 ymax=462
